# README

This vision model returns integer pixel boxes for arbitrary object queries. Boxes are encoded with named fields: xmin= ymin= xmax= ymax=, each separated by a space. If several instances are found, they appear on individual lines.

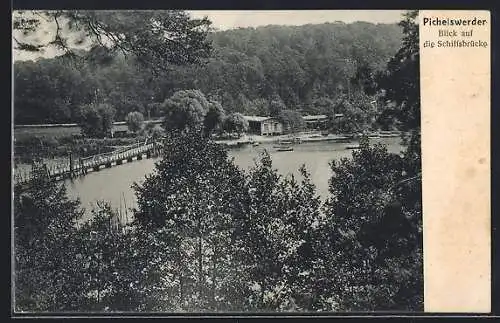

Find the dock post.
xmin=44 ymin=164 xmax=51 ymax=179
xmin=69 ymin=151 xmax=73 ymax=179
xmin=79 ymin=158 xmax=85 ymax=175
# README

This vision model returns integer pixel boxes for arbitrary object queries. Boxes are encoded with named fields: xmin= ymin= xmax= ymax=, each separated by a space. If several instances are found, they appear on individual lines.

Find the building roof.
xmin=302 ymin=115 xmax=328 ymax=121
xmin=302 ymin=114 xmax=344 ymax=121
xmin=243 ymin=115 xmax=273 ymax=122
xmin=243 ymin=114 xmax=345 ymax=124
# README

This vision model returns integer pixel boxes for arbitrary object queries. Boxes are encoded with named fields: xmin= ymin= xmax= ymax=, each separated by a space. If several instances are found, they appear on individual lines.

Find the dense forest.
xmin=14 ymin=21 xmax=402 ymax=125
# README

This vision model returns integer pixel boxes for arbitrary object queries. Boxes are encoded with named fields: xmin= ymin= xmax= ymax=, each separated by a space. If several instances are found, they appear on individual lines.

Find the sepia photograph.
xmin=12 ymin=9 xmax=423 ymax=313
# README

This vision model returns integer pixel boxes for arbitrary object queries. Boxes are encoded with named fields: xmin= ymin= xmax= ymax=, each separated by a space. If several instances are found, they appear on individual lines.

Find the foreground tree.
xmin=72 ymin=203 xmax=154 ymax=311
xmin=14 ymin=165 xmax=84 ymax=311
xmin=376 ymin=10 xmax=419 ymax=133
xmin=132 ymin=130 xmax=251 ymax=311
xmin=132 ymin=135 xmax=327 ymax=312
xmin=322 ymin=10 xmax=422 ymax=311
xmin=14 ymin=170 xmax=156 ymax=312
xmin=323 ymin=137 xmax=422 ymax=311
xmin=233 ymin=152 xmax=325 ymax=311
xmin=13 ymin=10 xmax=212 ymax=72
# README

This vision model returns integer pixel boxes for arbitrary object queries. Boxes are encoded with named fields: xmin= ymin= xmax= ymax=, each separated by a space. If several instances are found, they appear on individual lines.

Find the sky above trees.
xmin=12 ymin=10 xmax=405 ymax=61
xmin=188 ymin=10 xmax=405 ymax=30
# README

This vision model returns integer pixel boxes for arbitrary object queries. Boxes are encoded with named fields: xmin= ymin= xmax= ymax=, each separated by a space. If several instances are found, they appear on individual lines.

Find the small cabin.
xmin=244 ymin=116 xmax=283 ymax=136
xmin=302 ymin=114 xmax=344 ymax=130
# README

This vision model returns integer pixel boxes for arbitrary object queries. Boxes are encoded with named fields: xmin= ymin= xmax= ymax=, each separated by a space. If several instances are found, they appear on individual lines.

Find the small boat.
xmin=276 ymin=146 xmax=294 ymax=152
xmin=273 ymin=140 xmax=293 ymax=148
xmin=253 ymin=142 xmax=260 ymax=146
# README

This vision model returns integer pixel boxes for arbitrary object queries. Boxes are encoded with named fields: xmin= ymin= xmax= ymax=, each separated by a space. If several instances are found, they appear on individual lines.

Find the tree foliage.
xmin=376 ymin=10 xmax=420 ymax=132
xmin=236 ymin=153 xmax=325 ymax=311
xmin=323 ymin=137 xmax=422 ymax=311
xmin=331 ymin=93 xmax=377 ymax=133
xmin=320 ymin=10 xmax=422 ymax=311
xmin=223 ymin=112 xmax=249 ymax=136
xmin=14 ymin=165 xmax=85 ymax=311
xmin=204 ymin=100 xmax=226 ymax=135
xmin=277 ymin=110 xmax=305 ymax=134
xmin=78 ymin=103 xmax=115 ymax=138
xmin=126 ymin=111 xmax=144 ymax=133
xmin=132 ymin=130 xmax=251 ymax=310
xmin=13 ymin=10 xmax=212 ymax=73
xmin=13 ymin=11 xmax=422 ymax=313
xmin=14 ymin=20 xmax=402 ymax=126
xmin=161 ymin=90 xmax=210 ymax=132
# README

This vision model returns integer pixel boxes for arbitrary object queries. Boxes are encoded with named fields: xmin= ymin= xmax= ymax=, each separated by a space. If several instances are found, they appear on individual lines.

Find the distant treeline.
xmin=14 ymin=22 xmax=402 ymax=125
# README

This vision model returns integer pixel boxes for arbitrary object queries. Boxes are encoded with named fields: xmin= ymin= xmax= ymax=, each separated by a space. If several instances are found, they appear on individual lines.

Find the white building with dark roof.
xmin=303 ymin=114 xmax=344 ymax=130
xmin=243 ymin=116 xmax=283 ymax=136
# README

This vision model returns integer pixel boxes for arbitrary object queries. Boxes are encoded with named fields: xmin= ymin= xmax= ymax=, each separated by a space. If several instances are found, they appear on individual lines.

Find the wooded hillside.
xmin=14 ymin=21 xmax=402 ymax=125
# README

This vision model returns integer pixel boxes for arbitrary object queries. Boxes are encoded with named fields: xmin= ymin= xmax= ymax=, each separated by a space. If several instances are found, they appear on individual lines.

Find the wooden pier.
xmin=13 ymin=139 xmax=163 ymax=188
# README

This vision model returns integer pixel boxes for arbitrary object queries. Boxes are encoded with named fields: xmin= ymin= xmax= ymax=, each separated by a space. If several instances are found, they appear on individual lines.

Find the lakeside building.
xmin=303 ymin=114 xmax=328 ymax=130
xmin=243 ymin=116 xmax=283 ymax=136
xmin=303 ymin=114 xmax=344 ymax=130
xmin=243 ymin=114 xmax=345 ymax=135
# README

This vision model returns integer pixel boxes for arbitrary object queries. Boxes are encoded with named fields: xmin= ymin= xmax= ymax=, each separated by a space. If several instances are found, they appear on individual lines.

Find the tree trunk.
xmin=211 ymin=245 xmax=217 ymax=309
xmin=178 ymin=244 xmax=184 ymax=309
xmin=198 ymin=227 xmax=203 ymax=308
xmin=179 ymin=274 xmax=184 ymax=309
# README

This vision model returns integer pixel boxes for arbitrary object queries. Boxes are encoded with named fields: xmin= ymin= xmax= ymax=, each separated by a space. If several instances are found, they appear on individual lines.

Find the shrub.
xmin=322 ymin=136 xmax=422 ymax=311
xmin=126 ymin=111 xmax=145 ymax=133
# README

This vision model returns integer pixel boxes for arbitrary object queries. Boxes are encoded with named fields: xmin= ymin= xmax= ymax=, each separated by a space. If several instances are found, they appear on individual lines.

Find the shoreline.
xmin=14 ymin=131 xmax=403 ymax=169
xmin=215 ymin=131 xmax=402 ymax=147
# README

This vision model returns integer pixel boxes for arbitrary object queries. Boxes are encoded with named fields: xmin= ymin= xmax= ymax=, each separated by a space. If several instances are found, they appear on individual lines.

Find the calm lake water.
xmin=64 ymin=137 xmax=403 ymax=222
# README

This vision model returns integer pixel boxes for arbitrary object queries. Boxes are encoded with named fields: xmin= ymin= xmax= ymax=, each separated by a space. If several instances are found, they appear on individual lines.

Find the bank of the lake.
xmin=62 ymin=137 xmax=403 ymax=223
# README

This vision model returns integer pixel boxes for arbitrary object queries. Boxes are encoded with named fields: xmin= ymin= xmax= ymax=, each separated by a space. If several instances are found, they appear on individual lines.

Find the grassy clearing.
xmin=14 ymin=124 xmax=130 ymax=141
xmin=13 ymin=123 xmax=147 ymax=165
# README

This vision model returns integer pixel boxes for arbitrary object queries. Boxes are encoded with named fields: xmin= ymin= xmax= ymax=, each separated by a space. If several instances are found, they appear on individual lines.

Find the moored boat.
xmin=276 ymin=146 xmax=294 ymax=152
xmin=273 ymin=140 xmax=293 ymax=148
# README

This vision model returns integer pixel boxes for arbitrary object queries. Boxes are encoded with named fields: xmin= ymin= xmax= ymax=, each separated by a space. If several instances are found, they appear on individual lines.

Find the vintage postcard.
xmin=11 ymin=9 xmax=491 ymax=315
